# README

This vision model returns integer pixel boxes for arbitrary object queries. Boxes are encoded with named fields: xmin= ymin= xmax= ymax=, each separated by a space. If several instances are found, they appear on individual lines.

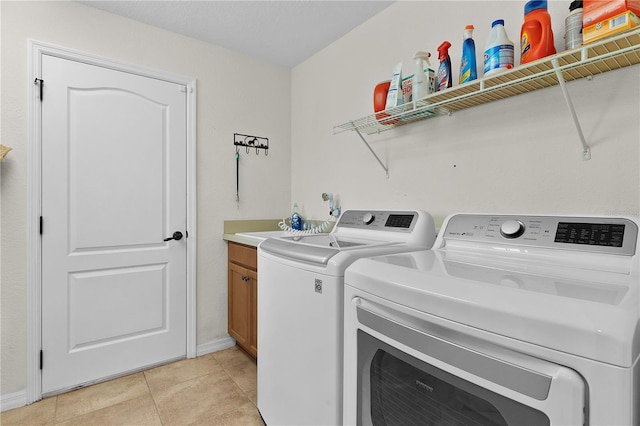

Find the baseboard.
xmin=196 ymin=336 xmax=236 ymax=356
xmin=1 ymin=389 xmax=28 ymax=413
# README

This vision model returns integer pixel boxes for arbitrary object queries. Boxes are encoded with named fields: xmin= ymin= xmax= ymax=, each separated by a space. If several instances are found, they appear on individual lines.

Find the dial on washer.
xmin=500 ymin=220 xmax=525 ymax=238
xmin=363 ymin=213 xmax=375 ymax=225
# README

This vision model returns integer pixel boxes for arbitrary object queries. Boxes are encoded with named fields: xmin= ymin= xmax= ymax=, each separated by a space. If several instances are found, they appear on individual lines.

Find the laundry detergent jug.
xmin=521 ymin=0 xmax=556 ymax=64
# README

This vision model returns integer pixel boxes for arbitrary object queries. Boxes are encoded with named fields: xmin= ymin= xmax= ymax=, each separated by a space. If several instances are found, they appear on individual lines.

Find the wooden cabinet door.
xmin=228 ymin=242 xmax=258 ymax=358
xmin=228 ymin=262 xmax=254 ymax=351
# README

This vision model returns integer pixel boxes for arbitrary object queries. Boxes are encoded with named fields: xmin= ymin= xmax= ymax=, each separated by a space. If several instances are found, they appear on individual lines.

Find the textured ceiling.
xmin=80 ymin=1 xmax=394 ymax=67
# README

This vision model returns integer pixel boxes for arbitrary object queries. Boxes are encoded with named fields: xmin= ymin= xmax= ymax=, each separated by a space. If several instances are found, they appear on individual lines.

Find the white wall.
xmin=292 ymin=1 xmax=639 ymax=223
xmin=2 ymin=0 xmax=639 ymax=406
xmin=1 ymin=1 xmax=292 ymax=396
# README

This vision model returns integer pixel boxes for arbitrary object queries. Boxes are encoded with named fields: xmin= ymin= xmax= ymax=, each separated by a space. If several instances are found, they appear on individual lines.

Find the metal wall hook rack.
xmin=234 ymin=133 xmax=269 ymax=155
xmin=234 ymin=132 xmax=269 ymax=207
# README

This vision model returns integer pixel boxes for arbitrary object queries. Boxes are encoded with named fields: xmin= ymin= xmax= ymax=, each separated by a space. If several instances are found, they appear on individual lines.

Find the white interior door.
xmin=41 ymin=54 xmax=187 ymax=394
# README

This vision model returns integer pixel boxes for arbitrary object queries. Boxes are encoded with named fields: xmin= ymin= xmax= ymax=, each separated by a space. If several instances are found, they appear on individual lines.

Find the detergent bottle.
xmin=412 ymin=51 xmax=432 ymax=101
xmin=520 ymin=0 xmax=556 ymax=64
xmin=436 ymin=41 xmax=452 ymax=91
xmin=484 ymin=19 xmax=515 ymax=76
xmin=459 ymin=25 xmax=478 ymax=84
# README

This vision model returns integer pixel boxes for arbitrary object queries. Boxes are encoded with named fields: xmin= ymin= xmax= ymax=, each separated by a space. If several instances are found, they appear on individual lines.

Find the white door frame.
xmin=26 ymin=40 xmax=197 ymax=403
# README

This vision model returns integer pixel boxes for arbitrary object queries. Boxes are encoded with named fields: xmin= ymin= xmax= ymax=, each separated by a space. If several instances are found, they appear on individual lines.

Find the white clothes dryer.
xmin=344 ymin=213 xmax=639 ymax=425
xmin=257 ymin=210 xmax=436 ymax=426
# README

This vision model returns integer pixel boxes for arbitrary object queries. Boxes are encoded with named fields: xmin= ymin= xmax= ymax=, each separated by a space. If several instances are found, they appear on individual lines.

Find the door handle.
xmin=164 ymin=231 xmax=184 ymax=241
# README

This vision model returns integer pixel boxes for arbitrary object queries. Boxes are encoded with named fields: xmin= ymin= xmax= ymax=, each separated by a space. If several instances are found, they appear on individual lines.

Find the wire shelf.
xmin=334 ymin=28 xmax=640 ymax=136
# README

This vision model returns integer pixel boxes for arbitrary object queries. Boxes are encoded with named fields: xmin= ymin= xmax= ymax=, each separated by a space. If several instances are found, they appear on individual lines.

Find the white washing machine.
xmin=344 ymin=213 xmax=639 ymax=425
xmin=257 ymin=210 xmax=436 ymax=426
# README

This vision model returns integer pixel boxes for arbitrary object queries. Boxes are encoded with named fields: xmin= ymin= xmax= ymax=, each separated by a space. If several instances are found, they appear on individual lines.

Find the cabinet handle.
xmin=241 ymin=275 xmax=249 ymax=282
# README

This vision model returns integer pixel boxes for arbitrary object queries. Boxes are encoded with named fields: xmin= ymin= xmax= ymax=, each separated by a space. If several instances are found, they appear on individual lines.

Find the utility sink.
xmin=235 ymin=230 xmax=293 ymax=241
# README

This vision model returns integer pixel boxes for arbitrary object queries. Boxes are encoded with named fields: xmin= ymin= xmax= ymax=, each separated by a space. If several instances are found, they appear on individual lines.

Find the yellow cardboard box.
xmin=583 ymin=10 xmax=640 ymax=44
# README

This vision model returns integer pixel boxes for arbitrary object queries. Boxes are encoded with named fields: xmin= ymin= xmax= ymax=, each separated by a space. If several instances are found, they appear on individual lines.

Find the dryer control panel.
xmin=443 ymin=214 xmax=638 ymax=255
xmin=337 ymin=210 xmax=418 ymax=232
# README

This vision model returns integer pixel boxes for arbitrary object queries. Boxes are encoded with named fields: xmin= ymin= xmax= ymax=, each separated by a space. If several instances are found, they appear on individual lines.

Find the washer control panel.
xmin=337 ymin=210 xmax=418 ymax=232
xmin=443 ymin=214 xmax=638 ymax=255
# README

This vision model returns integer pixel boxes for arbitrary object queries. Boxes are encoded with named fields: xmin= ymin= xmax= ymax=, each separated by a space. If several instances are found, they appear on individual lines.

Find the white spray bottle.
xmin=412 ymin=51 xmax=432 ymax=102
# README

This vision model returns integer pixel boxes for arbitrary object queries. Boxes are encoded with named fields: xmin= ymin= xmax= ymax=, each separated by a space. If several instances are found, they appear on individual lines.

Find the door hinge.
xmin=40 ymin=350 xmax=43 ymax=370
xmin=39 ymin=216 xmax=43 ymax=235
xmin=34 ymin=78 xmax=44 ymax=101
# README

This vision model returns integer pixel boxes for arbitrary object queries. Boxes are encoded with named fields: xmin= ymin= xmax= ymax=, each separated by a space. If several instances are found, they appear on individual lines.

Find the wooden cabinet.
xmin=228 ymin=242 xmax=258 ymax=358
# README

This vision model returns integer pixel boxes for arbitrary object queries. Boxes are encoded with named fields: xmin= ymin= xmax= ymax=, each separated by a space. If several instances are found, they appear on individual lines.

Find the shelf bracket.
xmin=552 ymin=58 xmax=591 ymax=161
xmin=355 ymin=126 xmax=389 ymax=177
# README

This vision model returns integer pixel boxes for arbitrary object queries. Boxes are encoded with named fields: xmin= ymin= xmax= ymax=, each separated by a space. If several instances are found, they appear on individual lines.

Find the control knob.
xmin=363 ymin=213 xmax=375 ymax=225
xmin=500 ymin=220 xmax=525 ymax=239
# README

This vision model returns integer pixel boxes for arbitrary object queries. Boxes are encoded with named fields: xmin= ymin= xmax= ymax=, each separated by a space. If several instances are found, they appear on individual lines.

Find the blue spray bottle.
xmin=459 ymin=25 xmax=478 ymax=84
xmin=436 ymin=41 xmax=452 ymax=91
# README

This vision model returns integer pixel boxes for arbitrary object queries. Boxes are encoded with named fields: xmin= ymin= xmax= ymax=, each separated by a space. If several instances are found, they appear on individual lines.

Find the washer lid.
xmin=260 ymin=235 xmax=396 ymax=265
xmin=260 ymin=237 xmax=339 ymax=265
xmin=345 ymin=249 xmax=640 ymax=367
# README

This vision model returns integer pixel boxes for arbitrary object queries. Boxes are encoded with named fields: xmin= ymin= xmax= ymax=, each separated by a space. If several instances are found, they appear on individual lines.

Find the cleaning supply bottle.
xmin=385 ymin=62 xmax=403 ymax=109
xmin=520 ymin=0 xmax=556 ymax=64
xmin=565 ymin=1 xmax=583 ymax=50
xmin=484 ymin=19 xmax=515 ymax=76
xmin=436 ymin=41 xmax=452 ymax=91
xmin=412 ymin=51 xmax=432 ymax=101
xmin=459 ymin=25 xmax=478 ymax=84
xmin=290 ymin=203 xmax=304 ymax=231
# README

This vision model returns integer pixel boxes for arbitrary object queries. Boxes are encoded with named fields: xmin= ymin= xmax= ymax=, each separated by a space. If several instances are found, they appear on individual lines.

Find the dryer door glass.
xmin=358 ymin=331 xmax=550 ymax=426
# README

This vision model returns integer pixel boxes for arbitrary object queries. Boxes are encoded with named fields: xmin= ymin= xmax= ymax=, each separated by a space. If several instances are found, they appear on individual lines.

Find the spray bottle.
xmin=412 ymin=51 xmax=432 ymax=101
xmin=436 ymin=41 xmax=452 ymax=91
xmin=459 ymin=25 xmax=478 ymax=84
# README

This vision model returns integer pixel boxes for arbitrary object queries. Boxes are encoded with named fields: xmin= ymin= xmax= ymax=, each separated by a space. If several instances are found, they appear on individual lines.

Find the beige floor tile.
xmin=3 ymin=348 xmax=260 ymax=426
xmin=244 ymin=389 xmax=258 ymax=405
xmin=211 ymin=347 xmax=253 ymax=369
xmin=0 ymin=396 xmax=57 ymax=426
xmin=152 ymin=373 xmax=251 ymax=425
xmin=55 ymin=372 xmax=149 ymax=422
xmin=212 ymin=346 xmax=258 ymax=402
xmin=222 ymin=358 xmax=257 ymax=394
xmin=204 ymin=400 xmax=264 ymax=426
xmin=144 ymin=354 xmax=224 ymax=393
xmin=54 ymin=394 xmax=161 ymax=426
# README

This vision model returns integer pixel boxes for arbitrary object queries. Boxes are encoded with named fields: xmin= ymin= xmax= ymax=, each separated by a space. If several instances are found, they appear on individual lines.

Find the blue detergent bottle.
xmin=459 ymin=25 xmax=478 ymax=84
xmin=436 ymin=41 xmax=452 ymax=91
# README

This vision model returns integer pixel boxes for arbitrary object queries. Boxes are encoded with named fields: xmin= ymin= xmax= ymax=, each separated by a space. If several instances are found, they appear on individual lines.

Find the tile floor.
xmin=1 ymin=346 xmax=264 ymax=426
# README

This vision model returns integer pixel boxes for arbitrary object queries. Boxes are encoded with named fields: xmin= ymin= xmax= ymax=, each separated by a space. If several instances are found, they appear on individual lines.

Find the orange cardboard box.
xmin=583 ymin=10 xmax=640 ymax=43
xmin=583 ymin=0 xmax=640 ymax=26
